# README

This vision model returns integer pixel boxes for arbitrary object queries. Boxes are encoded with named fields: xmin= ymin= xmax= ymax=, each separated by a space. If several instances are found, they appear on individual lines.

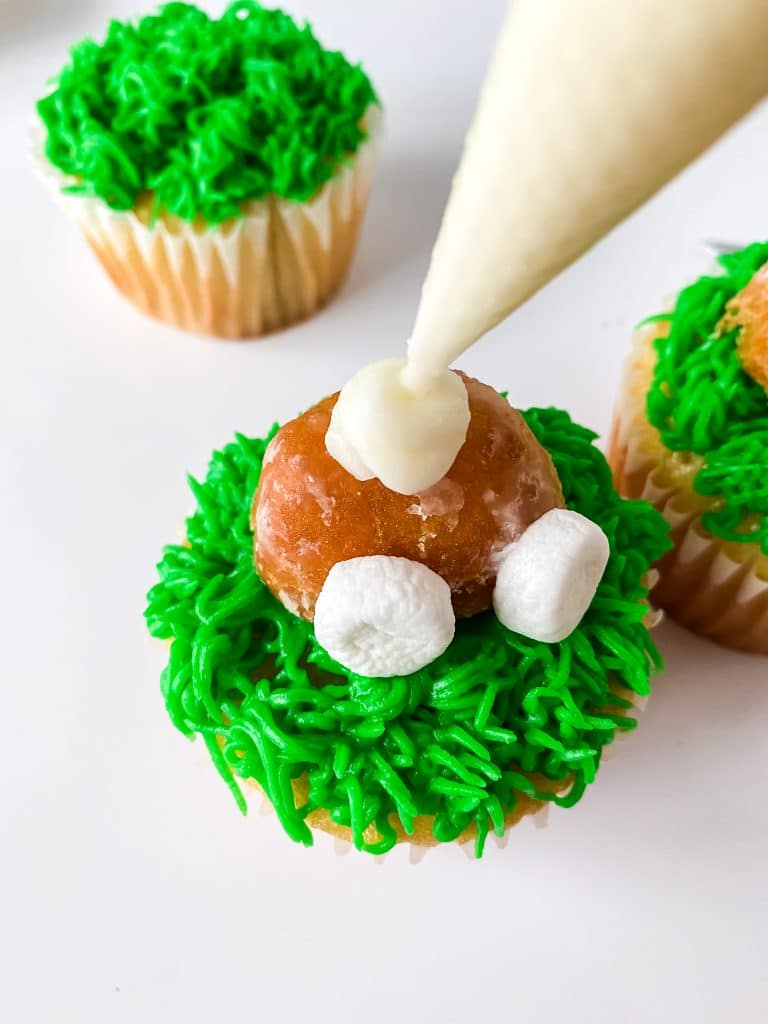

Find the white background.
xmin=2 ymin=1 xmax=767 ymax=1021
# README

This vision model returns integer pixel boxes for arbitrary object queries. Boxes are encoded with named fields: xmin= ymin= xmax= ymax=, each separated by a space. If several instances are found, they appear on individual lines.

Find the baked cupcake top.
xmin=646 ymin=243 xmax=768 ymax=555
xmin=145 ymin=405 xmax=669 ymax=857
xmin=37 ymin=1 xmax=378 ymax=224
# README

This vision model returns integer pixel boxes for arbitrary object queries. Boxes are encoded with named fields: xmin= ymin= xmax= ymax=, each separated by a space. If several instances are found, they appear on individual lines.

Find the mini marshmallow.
xmin=492 ymin=509 xmax=609 ymax=643
xmin=314 ymin=556 xmax=455 ymax=677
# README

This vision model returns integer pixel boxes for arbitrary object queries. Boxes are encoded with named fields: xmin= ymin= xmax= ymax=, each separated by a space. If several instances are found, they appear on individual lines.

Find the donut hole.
xmin=253 ymin=373 xmax=564 ymax=621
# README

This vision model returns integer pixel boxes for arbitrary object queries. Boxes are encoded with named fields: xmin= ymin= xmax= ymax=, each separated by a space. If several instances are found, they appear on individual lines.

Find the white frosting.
xmin=325 ymin=358 xmax=470 ymax=494
xmin=328 ymin=0 xmax=768 ymax=492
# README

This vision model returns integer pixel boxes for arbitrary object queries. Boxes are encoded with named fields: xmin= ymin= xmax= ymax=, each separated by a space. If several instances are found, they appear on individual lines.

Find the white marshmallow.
xmin=492 ymin=509 xmax=609 ymax=643
xmin=314 ymin=556 xmax=455 ymax=677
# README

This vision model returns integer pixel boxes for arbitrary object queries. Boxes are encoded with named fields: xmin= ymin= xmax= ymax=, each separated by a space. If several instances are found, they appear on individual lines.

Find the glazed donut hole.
xmin=252 ymin=373 xmax=564 ymax=621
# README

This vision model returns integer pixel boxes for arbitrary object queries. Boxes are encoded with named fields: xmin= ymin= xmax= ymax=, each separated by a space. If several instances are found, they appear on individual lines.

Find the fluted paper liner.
xmin=608 ymin=324 xmax=768 ymax=654
xmin=35 ymin=110 xmax=380 ymax=339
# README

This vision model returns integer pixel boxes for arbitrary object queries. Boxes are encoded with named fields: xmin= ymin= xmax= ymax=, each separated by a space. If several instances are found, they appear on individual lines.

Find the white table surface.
xmin=2 ymin=1 xmax=767 ymax=1021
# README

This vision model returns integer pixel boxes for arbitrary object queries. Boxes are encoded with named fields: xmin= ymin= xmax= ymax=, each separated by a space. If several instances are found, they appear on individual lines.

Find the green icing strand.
xmin=646 ymin=242 xmax=768 ymax=553
xmin=37 ymin=2 xmax=378 ymax=224
xmin=145 ymin=408 xmax=670 ymax=857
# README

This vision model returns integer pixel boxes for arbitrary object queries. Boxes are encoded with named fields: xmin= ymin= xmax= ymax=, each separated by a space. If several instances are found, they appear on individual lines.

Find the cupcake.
xmin=36 ymin=2 xmax=380 ymax=339
xmin=145 ymin=374 xmax=669 ymax=857
xmin=608 ymin=242 xmax=768 ymax=654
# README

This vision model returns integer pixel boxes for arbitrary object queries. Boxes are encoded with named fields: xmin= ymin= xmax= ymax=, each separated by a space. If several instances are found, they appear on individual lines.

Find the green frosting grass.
xmin=37 ymin=2 xmax=378 ymax=224
xmin=646 ymin=242 xmax=768 ymax=554
xmin=145 ymin=407 xmax=669 ymax=857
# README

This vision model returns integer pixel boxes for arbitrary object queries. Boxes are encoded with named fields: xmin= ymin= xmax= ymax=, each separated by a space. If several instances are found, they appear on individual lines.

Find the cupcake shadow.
xmin=651 ymin=617 xmax=768 ymax=719
xmin=586 ymin=617 xmax=767 ymax=869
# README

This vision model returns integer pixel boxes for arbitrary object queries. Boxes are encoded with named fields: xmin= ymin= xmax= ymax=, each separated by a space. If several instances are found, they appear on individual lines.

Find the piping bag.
xmin=407 ymin=0 xmax=768 ymax=378
xmin=329 ymin=0 xmax=768 ymax=494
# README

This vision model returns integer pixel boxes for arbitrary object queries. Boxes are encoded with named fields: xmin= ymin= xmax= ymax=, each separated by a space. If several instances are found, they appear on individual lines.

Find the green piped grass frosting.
xmin=646 ymin=242 xmax=768 ymax=554
xmin=37 ymin=1 xmax=378 ymax=224
xmin=145 ymin=407 xmax=669 ymax=857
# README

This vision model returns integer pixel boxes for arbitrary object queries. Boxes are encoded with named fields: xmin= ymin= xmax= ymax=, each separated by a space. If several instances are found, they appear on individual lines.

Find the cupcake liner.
xmin=608 ymin=325 xmax=768 ymax=654
xmin=34 ymin=108 xmax=381 ymax=339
